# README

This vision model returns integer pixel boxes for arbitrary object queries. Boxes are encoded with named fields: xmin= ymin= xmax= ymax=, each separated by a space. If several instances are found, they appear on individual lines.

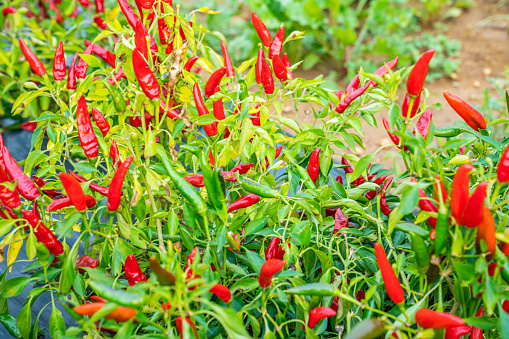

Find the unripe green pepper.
xmin=410 ymin=232 xmax=430 ymax=273
xmin=434 ymin=202 xmax=449 ymax=255
xmin=434 ymin=126 xmax=461 ymax=137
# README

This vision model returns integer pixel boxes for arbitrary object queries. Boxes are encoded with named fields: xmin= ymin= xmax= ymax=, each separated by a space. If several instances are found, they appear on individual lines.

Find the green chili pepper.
xmin=226 ymin=232 xmax=240 ymax=253
xmin=295 ymin=165 xmax=316 ymax=189
xmin=286 ymin=283 xmax=339 ymax=296
xmin=200 ymin=150 xmax=227 ymax=217
xmin=102 ymin=80 xmax=127 ymax=113
xmin=410 ymin=232 xmax=430 ymax=273
xmin=434 ymin=126 xmax=461 ymax=138
xmin=236 ymin=174 xmax=280 ymax=199
xmin=149 ymin=257 xmax=176 ymax=286
xmin=88 ymin=281 xmax=146 ymax=307
xmin=344 ymin=319 xmax=385 ymax=339
xmin=434 ymin=202 xmax=449 ymax=255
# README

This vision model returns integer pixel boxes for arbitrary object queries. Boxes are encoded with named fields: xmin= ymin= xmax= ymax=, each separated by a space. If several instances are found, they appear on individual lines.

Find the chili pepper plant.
xmin=1 ymin=0 xmax=509 ymax=338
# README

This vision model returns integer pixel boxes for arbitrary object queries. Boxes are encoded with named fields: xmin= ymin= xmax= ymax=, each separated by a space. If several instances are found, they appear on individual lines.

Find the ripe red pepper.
xmin=444 ymin=325 xmax=472 ymax=339
xmin=158 ymin=18 xmax=170 ymax=45
xmin=107 ymin=156 xmax=134 ymax=212
xmin=75 ymin=43 xmax=94 ymax=80
xmin=443 ymin=92 xmax=487 ymax=131
xmin=110 ymin=140 xmax=122 ymax=167
xmin=108 ymin=67 xmax=127 ymax=85
xmin=476 ymin=207 xmax=496 ymax=261
xmin=451 ymin=164 xmax=474 ymax=224
xmin=184 ymin=174 xmax=205 ymax=187
xmin=53 ymin=41 xmax=66 ymax=82
xmin=22 ymin=209 xmax=63 ymax=256
xmin=74 ymin=302 xmax=136 ymax=322
xmin=272 ymin=54 xmax=288 ymax=82
xmin=471 ymin=307 xmax=483 ymax=339
xmin=84 ymin=40 xmax=116 ymax=68
xmin=333 ymin=208 xmax=348 ymax=235
xmin=0 ymin=165 xmax=20 ymax=210
xmin=416 ymin=109 xmax=432 ymax=140
xmin=46 ymin=195 xmax=96 ymax=211
xmin=184 ymin=56 xmax=199 ymax=72
xmin=335 ymin=83 xmax=370 ymax=113
xmin=193 ymin=83 xmax=218 ymax=137
xmin=355 ymin=289 xmax=365 ymax=301
xmin=402 ymin=93 xmax=420 ymax=118
xmin=69 ymin=171 xmax=109 ymax=196
xmin=94 ymin=16 xmax=107 ymax=29
xmin=118 ymin=0 xmax=141 ymax=29
xmin=346 ymin=74 xmax=360 ymax=94
xmin=261 ymin=55 xmax=274 ymax=95
xmin=228 ymin=194 xmax=260 ymax=213
xmin=95 ymin=0 xmax=104 ymax=13
xmin=20 ymin=122 xmax=38 ymax=131
xmin=33 ymin=176 xmax=64 ymax=200
xmin=256 ymin=48 xmax=264 ymax=85
xmin=307 ymin=307 xmax=336 ymax=329
xmin=134 ymin=20 xmax=149 ymax=60
xmin=374 ymin=242 xmax=404 ymax=304
xmin=434 ymin=176 xmax=448 ymax=203
xmin=205 ymin=67 xmax=227 ymax=98
xmin=382 ymin=117 xmax=406 ymax=150
xmin=406 ymin=49 xmax=435 ymax=96
xmin=265 ymin=237 xmax=285 ymax=261
xmin=414 ymin=182 xmax=438 ymax=228
xmin=265 ymin=146 xmax=283 ymax=168
xmin=77 ymin=255 xmax=98 ymax=273
xmin=269 ymin=25 xmax=285 ymax=59
xmin=282 ymin=53 xmax=293 ymax=79
xmin=76 ymin=96 xmax=99 ymax=158
xmin=498 ymin=144 xmax=509 ymax=183
xmin=67 ymin=51 xmax=80 ymax=90
xmin=250 ymin=104 xmax=261 ymax=126
xmin=231 ymin=163 xmax=253 ymax=175
xmin=415 ymin=309 xmax=465 ymax=329
xmin=209 ymin=284 xmax=232 ymax=303
xmin=132 ymin=48 xmax=160 ymax=100
xmin=19 ymin=39 xmax=46 ymax=76
xmin=221 ymin=41 xmax=234 ymax=77
xmin=307 ymin=148 xmax=321 ymax=184
xmin=365 ymin=175 xmax=390 ymax=200
xmin=125 ymin=254 xmax=147 ymax=286
xmin=258 ymin=258 xmax=286 ymax=288
xmin=3 ymin=7 xmax=16 ymax=16
xmin=1 ymin=146 xmax=39 ymax=201
xmin=91 ymin=108 xmax=110 ymax=137
xmin=59 ymin=172 xmax=87 ymax=211
xmin=176 ymin=317 xmax=198 ymax=339
xmin=462 ymin=182 xmax=488 ymax=227
xmin=251 ymin=13 xmax=272 ymax=47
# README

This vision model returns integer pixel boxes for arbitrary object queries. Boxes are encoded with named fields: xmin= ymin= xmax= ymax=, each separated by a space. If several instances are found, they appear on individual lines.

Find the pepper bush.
xmin=1 ymin=0 xmax=509 ymax=338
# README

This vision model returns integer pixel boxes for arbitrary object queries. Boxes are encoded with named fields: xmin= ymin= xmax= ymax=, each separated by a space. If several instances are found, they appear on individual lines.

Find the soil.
xmin=284 ymin=0 xmax=509 ymax=166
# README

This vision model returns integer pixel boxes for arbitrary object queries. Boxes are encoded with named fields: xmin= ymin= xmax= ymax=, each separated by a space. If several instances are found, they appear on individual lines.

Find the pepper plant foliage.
xmin=1 ymin=0 xmax=509 ymax=338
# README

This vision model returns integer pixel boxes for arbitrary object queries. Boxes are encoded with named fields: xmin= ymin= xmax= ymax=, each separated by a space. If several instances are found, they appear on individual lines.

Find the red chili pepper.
xmin=450 ymin=164 xmax=474 ymax=224
xmin=258 ymin=258 xmax=286 ymax=288
xmin=193 ymin=83 xmax=218 ymax=137
xmin=374 ymin=242 xmax=404 ymax=304
xmin=77 ymin=255 xmax=98 ymax=273
xmin=231 ymin=163 xmax=253 ymax=175
xmin=307 ymin=307 xmax=336 ymax=329
xmin=47 ymin=195 xmax=96 ymax=211
xmin=158 ymin=18 xmax=170 ymax=45
xmin=91 ymin=108 xmax=110 ymax=137
xmin=265 ymin=237 xmax=285 ymax=261
xmin=346 ymin=74 xmax=360 ymax=94
xmin=125 ymin=254 xmax=147 ymax=286
xmin=335 ymin=83 xmax=370 ymax=113
xmin=132 ymin=48 xmax=160 ymax=100
xmin=251 ymin=104 xmax=261 ymax=126
xmin=255 ymin=48 xmax=265 ymax=85
xmin=84 ymin=40 xmax=116 ymax=68
xmin=19 ymin=39 xmax=46 ymax=76
xmin=365 ymin=175 xmax=390 ymax=200
xmin=434 ymin=176 xmax=448 ymax=204
xmin=443 ymin=92 xmax=487 ymax=131
xmin=333 ymin=208 xmax=348 ymax=235
xmin=69 ymin=171 xmax=109 ymax=197
xmin=209 ymin=284 xmax=232 ymax=303
xmin=282 ymin=53 xmax=293 ymax=80
xmin=504 ymin=301 xmax=509 ymax=314
xmin=95 ymin=0 xmax=104 ymax=13
xmin=356 ymin=289 xmax=365 ymax=301
xmin=59 ymin=172 xmax=87 ymax=211
xmin=118 ymin=0 xmax=141 ymax=29
xmin=471 ymin=307 xmax=483 ymax=339
xmin=221 ymin=41 xmax=234 ymax=78
xmin=341 ymin=158 xmax=353 ymax=174
xmin=498 ymin=145 xmax=509 ymax=183
xmin=461 ymin=182 xmax=487 ymax=227
xmin=416 ymin=109 xmax=432 ymax=140
xmin=134 ymin=20 xmax=149 ymax=60
xmin=228 ymin=194 xmax=260 ymax=213
xmin=67 ymin=51 xmax=80 ymax=90
xmin=176 ymin=317 xmax=198 ymax=339
xmin=265 ymin=146 xmax=283 ymax=168
xmin=110 ymin=140 xmax=122 ymax=167
xmin=382 ymin=117 xmax=404 ymax=150
xmin=76 ymin=96 xmax=99 ymax=158
xmin=33 ymin=176 xmax=64 ymax=200
xmin=184 ymin=56 xmax=199 ymax=72
xmin=444 ymin=325 xmax=472 ymax=339
xmin=22 ymin=209 xmax=63 ymax=256
xmin=415 ymin=309 xmax=465 ymax=329
xmin=20 ymin=122 xmax=38 ymax=131
xmin=269 ymin=25 xmax=285 ymax=59
xmin=75 ymin=43 xmax=94 ymax=80
xmin=251 ymin=13 xmax=272 ymax=47
xmin=94 ymin=16 xmax=107 ymax=29
xmin=53 ymin=41 xmax=66 ymax=82
xmin=272 ymin=54 xmax=288 ymax=82
xmin=184 ymin=174 xmax=205 ymax=187
xmin=307 ymin=148 xmax=321 ymax=184
xmin=402 ymin=93 xmax=420 ymax=118
xmin=78 ymin=0 xmax=90 ymax=6
xmin=208 ymin=150 xmax=215 ymax=166
xmin=413 ymin=178 xmax=438 ymax=228
xmin=107 ymin=156 xmax=133 ymax=212
xmin=476 ymin=206 xmax=496 ymax=261
xmin=205 ymin=67 xmax=227 ymax=98
xmin=74 ymin=302 xmax=136 ymax=322
xmin=0 ymin=165 xmax=21 ymax=209
xmin=407 ymin=49 xmax=435 ymax=96
xmin=260 ymin=56 xmax=274 ymax=95
xmin=3 ymin=7 xmax=16 ymax=16
xmin=90 ymin=296 xmax=108 ymax=303
xmin=108 ymin=67 xmax=127 ymax=85
xmin=1 ymin=147 xmax=39 ymax=201
xmin=161 ymin=301 xmax=171 ymax=311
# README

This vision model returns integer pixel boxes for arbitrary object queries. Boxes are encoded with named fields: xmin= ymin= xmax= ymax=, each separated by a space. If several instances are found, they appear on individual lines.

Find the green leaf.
xmin=245 ymin=216 xmax=269 ymax=236
xmin=1 ymin=277 xmax=35 ymax=298
xmin=88 ymin=281 xmax=147 ymax=307
xmin=230 ymin=278 xmax=259 ymax=293
xmin=463 ymin=316 xmax=497 ymax=330
xmin=350 ymin=153 xmax=375 ymax=184
xmin=49 ymin=308 xmax=65 ymax=339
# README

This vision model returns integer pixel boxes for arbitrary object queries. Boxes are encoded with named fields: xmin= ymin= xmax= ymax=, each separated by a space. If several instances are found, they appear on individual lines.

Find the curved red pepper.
xmin=77 ymin=255 xmax=98 ymax=273
xmin=221 ymin=41 xmax=234 ymax=78
xmin=67 ymin=51 xmax=80 ymax=91
xmin=69 ymin=171 xmax=109 ymax=196
xmin=261 ymin=57 xmax=274 ymax=95
xmin=107 ymin=156 xmax=133 ymax=212
xmin=76 ymin=43 xmax=94 ymax=80
xmin=209 ymin=284 xmax=232 ymax=303
xmin=227 ymin=194 xmax=260 ymax=213
xmin=110 ymin=140 xmax=122 ymax=167
xmin=231 ymin=163 xmax=253 ymax=175
xmin=176 ymin=317 xmax=198 ymax=339
xmin=22 ymin=209 xmax=63 ymax=256
xmin=272 ymin=54 xmax=288 ymax=82
xmin=251 ymin=13 xmax=272 ymax=47
xmin=205 ymin=67 xmax=227 ymax=98
xmin=407 ymin=49 xmax=435 ymax=96
xmin=125 ymin=254 xmax=147 ymax=286
xmin=269 ymin=25 xmax=285 ymax=59
xmin=415 ymin=309 xmax=464 ymax=329
xmin=333 ymin=208 xmax=348 ymax=235
xmin=450 ymin=164 xmax=474 ymax=224
xmin=415 ymin=182 xmax=438 ymax=228
xmin=76 ymin=96 xmax=99 ymax=158
xmin=47 ymin=195 xmax=96 ymax=211
xmin=346 ymin=74 xmax=360 ymax=94
xmin=402 ymin=93 xmax=420 ymax=118
xmin=184 ymin=56 xmax=199 ymax=72
xmin=19 ymin=39 xmax=46 ymax=76
xmin=443 ymin=92 xmax=486 ymax=131
xmin=365 ymin=175 xmax=390 ymax=200
xmin=461 ymin=181 xmax=487 ymax=227
xmin=258 ymin=258 xmax=286 ymax=288
xmin=265 ymin=237 xmax=285 ymax=261
xmin=382 ymin=117 xmax=404 ymax=150
xmin=108 ymin=67 xmax=127 ymax=85
xmin=307 ymin=148 xmax=321 ymax=184
xmin=335 ymin=83 xmax=370 ymax=113
xmin=91 ymin=108 xmax=110 ymax=137
xmin=0 ymin=165 xmax=21 ymax=209
xmin=84 ymin=40 xmax=116 ymax=68
xmin=282 ymin=53 xmax=293 ymax=80
xmin=33 ymin=176 xmax=65 ymax=200
xmin=132 ymin=48 xmax=160 ymax=100
xmin=1 ymin=146 xmax=39 ymax=201
xmin=53 ymin=41 xmax=66 ymax=82
xmin=193 ymin=83 xmax=218 ymax=137
xmin=308 ymin=307 xmax=336 ymax=329
xmin=59 ymin=172 xmax=87 ymax=211
xmin=374 ymin=242 xmax=404 ymax=304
